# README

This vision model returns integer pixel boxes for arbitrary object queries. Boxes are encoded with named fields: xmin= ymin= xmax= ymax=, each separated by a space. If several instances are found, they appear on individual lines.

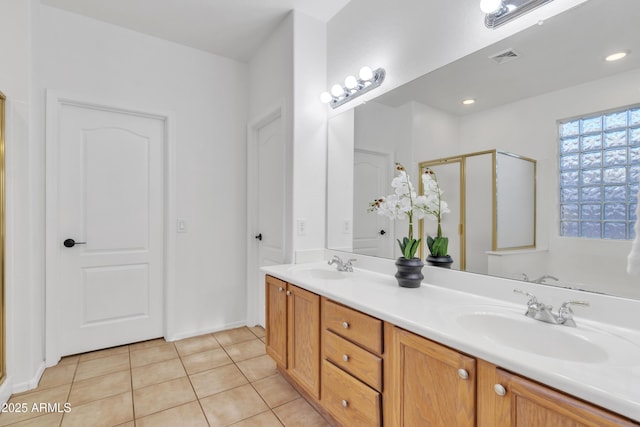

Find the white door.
xmin=48 ymin=99 xmax=165 ymax=357
xmin=353 ymin=150 xmax=393 ymax=258
xmin=250 ymin=112 xmax=287 ymax=327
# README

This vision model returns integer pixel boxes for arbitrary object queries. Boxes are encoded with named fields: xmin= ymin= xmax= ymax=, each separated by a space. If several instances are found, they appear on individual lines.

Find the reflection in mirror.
xmin=326 ymin=0 xmax=640 ymax=299
xmin=418 ymin=151 xmax=536 ymax=272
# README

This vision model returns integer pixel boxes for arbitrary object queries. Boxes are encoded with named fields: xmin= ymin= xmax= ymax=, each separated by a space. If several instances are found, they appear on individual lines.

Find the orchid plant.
xmin=368 ymin=163 xmax=450 ymax=259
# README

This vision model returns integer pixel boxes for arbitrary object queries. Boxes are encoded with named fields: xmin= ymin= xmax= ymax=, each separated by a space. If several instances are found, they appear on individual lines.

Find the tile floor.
xmin=0 ymin=326 xmax=332 ymax=427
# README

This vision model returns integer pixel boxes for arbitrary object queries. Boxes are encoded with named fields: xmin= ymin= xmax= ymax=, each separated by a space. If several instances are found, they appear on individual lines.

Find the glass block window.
xmin=559 ymin=105 xmax=640 ymax=240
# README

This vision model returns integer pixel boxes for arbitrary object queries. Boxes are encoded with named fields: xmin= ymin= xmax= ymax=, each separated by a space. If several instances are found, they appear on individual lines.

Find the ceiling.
xmin=376 ymin=0 xmax=640 ymax=115
xmin=40 ymin=0 xmax=351 ymax=62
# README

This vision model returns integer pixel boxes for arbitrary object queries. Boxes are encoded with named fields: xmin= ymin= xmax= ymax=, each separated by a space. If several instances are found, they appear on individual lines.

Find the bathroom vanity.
xmin=262 ymin=262 xmax=640 ymax=426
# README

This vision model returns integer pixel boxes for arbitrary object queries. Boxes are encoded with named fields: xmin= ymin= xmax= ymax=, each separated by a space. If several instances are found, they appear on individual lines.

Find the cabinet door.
xmin=492 ymin=368 xmax=639 ymax=427
xmin=386 ymin=327 xmax=476 ymax=427
xmin=287 ymin=284 xmax=321 ymax=399
xmin=265 ymin=275 xmax=287 ymax=368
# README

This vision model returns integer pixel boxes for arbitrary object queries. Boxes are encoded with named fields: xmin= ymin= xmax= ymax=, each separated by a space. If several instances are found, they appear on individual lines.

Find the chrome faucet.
xmin=521 ymin=273 xmax=559 ymax=284
xmin=328 ymin=256 xmax=356 ymax=272
xmin=513 ymin=289 xmax=589 ymax=327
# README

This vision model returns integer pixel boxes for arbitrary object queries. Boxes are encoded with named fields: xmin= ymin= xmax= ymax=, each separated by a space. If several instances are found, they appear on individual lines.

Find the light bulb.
xmin=320 ymin=92 xmax=333 ymax=104
xmin=359 ymin=66 xmax=374 ymax=81
xmin=480 ymin=0 xmax=503 ymax=13
xmin=605 ymin=50 xmax=629 ymax=62
xmin=331 ymin=84 xmax=345 ymax=97
xmin=344 ymin=75 xmax=358 ymax=90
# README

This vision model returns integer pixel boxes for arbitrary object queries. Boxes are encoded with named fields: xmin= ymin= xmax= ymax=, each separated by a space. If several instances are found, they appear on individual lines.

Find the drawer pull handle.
xmin=341 ymin=399 xmax=348 ymax=408
xmin=494 ymin=384 xmax=507 ymax=397
xmin=342 ymin=354 xmax=349 ymax=362
xmin=286 ymin=290 xmax=291 ymax=296
xmin=278 ymin=287 xmax=284 ymax=292
xmin=457 ymin=369 xmax=469 ymax=380
xmin=342 ymin=321 xmax=350 ymax=329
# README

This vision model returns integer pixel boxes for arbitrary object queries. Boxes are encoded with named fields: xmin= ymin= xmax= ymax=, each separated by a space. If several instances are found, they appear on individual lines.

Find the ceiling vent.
xmin=489 ymin=48 xmax=521 ymax=64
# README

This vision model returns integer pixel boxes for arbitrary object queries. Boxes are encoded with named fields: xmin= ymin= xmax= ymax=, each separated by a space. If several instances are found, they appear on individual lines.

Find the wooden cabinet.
xmin=265 ymin=275 xmax=321 ymax=399
xmin=385 ymin=326 xmax=476 ymax=427
xmin=266 ymin=275 xmax=639 ymax=426
xmin=321 ymin=299 xmax=383 ymax=427
xmin=478 ymin=360 xmax=640 ymax=427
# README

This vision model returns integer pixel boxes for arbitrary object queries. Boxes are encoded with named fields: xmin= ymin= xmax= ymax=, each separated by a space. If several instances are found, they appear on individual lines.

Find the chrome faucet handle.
xmin=345 ymin=259 xmax=357 ymax=272
xmin=514 ymin=289 xmax=541 ymax=318
xmin=558 ymin=300 xmax=590 ymax=327
xmin=513 ymin=289 xmax=538 ymax=304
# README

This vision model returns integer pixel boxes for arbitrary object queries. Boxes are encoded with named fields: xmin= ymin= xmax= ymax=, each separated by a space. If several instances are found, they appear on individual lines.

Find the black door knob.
xmin=63 ymin=238 xmax=87 ymax=248
xmin=255 ymin=233 xmax=262 ymax=241
xmin=379 ymin=230 xmax=386 ymax=235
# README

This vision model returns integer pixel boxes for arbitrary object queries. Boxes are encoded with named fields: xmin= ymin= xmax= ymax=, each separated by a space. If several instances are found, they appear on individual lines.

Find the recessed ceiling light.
xmin=462 ymin=99 xmax=476 ymax=105
xmin=605 ymin=50 xmax=630 ymax=62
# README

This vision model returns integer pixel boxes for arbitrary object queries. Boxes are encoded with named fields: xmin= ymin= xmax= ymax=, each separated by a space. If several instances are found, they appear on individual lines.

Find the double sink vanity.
xmin=261 ymin=257 xmax=640 ymax=426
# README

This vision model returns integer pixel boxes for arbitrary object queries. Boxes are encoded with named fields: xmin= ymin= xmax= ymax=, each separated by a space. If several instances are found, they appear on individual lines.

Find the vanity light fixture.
xmin=320 ymin=66 xmax=386 ymax=109
xmin=481 ymin=0 xmax=554 ymax=29
xmin=605 ymin=50 xmax=630 ymax=62
xmin=462 ymin=99 xmax=476 ymax=105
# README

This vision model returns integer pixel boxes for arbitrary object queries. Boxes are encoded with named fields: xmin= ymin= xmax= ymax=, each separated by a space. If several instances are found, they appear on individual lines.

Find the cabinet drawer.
xmin=322 ymin=360 xmax=381 ymax=427
xmin=324 ymin=330 xmax=382 ymax=392
xmin=324 ymin=300 xmax=383 ymax=354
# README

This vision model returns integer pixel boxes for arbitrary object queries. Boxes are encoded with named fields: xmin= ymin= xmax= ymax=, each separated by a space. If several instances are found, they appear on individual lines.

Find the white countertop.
xmin=261 ymin=261 xmax=640 ymax=422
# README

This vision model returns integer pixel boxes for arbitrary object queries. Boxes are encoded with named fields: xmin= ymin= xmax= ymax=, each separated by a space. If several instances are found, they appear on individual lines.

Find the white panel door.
xmin=353 ymin=150 xmax=393 ymax=258
xmin=256 ymin=114 xmax=286 ymax=326
xmin=54 ymin=103 xmax=164 ymax=357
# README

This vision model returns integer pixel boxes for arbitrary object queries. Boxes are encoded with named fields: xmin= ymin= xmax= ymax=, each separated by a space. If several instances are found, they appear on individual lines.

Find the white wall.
xmin=292 ymin=12 xmax=327 ymax=257
xmin=37 ymin=5 xmax=249 ymax=341
xmin=0 ymin=0 xmax=46 ymax=396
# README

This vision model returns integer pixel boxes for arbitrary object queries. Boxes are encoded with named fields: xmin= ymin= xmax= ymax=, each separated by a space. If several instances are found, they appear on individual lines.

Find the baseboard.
xmin=11 ymin=361 xmax=46 ymax=395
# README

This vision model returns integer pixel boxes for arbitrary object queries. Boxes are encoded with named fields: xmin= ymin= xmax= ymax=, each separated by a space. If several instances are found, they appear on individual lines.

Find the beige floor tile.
xmin=174 ymin=334 xmax=221 ymax=357
xmin=189 ymin=364 xmax=248 ymax=399
xmin=214 ymin=327 xmax=257 ymax=347
xmin=129 ymin=338 xmax=166 ymax=352
xmin=230 ymin=411 xmax=283 ymax=427
xmin=78 ymin=345 xmax=129 ymax=362
xmin=37 ymin=364 xmax=77 ymax=390
xmin=135 ymin=401 xmax=208 ymax=427
xmin=74 ymin=353 xmax=130 ymax=382
xmin=68 ymin=370 xmax=131 ymax=406
xmin=132 ymin=377 xmax=196 ymax=418
xmin=273 ymin=398 xmax=330 ymax=427
xmin=224 ymin=339 xmax=266 ymax=363
xmin=181 ymin=348 xmax=232 ymax=375
xmin=249 ymin=325 xmax=266 ymax=339
xmin=114 ymin=422 xmax=134 ymax=427
xmin=130 ymin=342 xmax=178 ymax=368
xmin=9 ymin=412 xmax=63 ymax=427
xmin=61 ymin=392 xmax=133 ymax=427
xmin=131 ymin=358 xmax=186 ymax=389
xmin=236 ymin=354 xmax=278 ymax=382
xmin=0 ymin=385 xmax=71 ymax=426
xmin=199 ymin=384 xmax=269 ymax=426
xmin=57 ymin=356 xmax=79 ymax=367
xmin=253 ymin=374 xmax=300 ymax=408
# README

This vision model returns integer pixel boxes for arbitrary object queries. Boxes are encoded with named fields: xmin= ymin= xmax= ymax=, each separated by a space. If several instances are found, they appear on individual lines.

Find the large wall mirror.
xmin=327 ymin=0 xmax=640 ymax=299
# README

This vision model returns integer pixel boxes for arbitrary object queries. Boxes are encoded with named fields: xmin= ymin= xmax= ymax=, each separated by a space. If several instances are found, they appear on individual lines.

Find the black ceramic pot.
xmin=395 ymin=257 xmax=424 ymax=288
xmin=426 ymin=254 xmax=454 ymax=269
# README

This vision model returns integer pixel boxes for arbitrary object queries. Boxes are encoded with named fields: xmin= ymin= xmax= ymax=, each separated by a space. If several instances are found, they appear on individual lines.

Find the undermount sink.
xmin=287 ymin=265 xmax=348 ymax=281
xmin=454 ymin=306 xmax=639 ymax=365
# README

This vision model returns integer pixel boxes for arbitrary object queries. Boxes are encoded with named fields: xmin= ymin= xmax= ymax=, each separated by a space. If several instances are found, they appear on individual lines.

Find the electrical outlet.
xmin=343 ymin=219 xmax=351 ymax=234
xmin=296 ymin=219 xmax=307 ymax=236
